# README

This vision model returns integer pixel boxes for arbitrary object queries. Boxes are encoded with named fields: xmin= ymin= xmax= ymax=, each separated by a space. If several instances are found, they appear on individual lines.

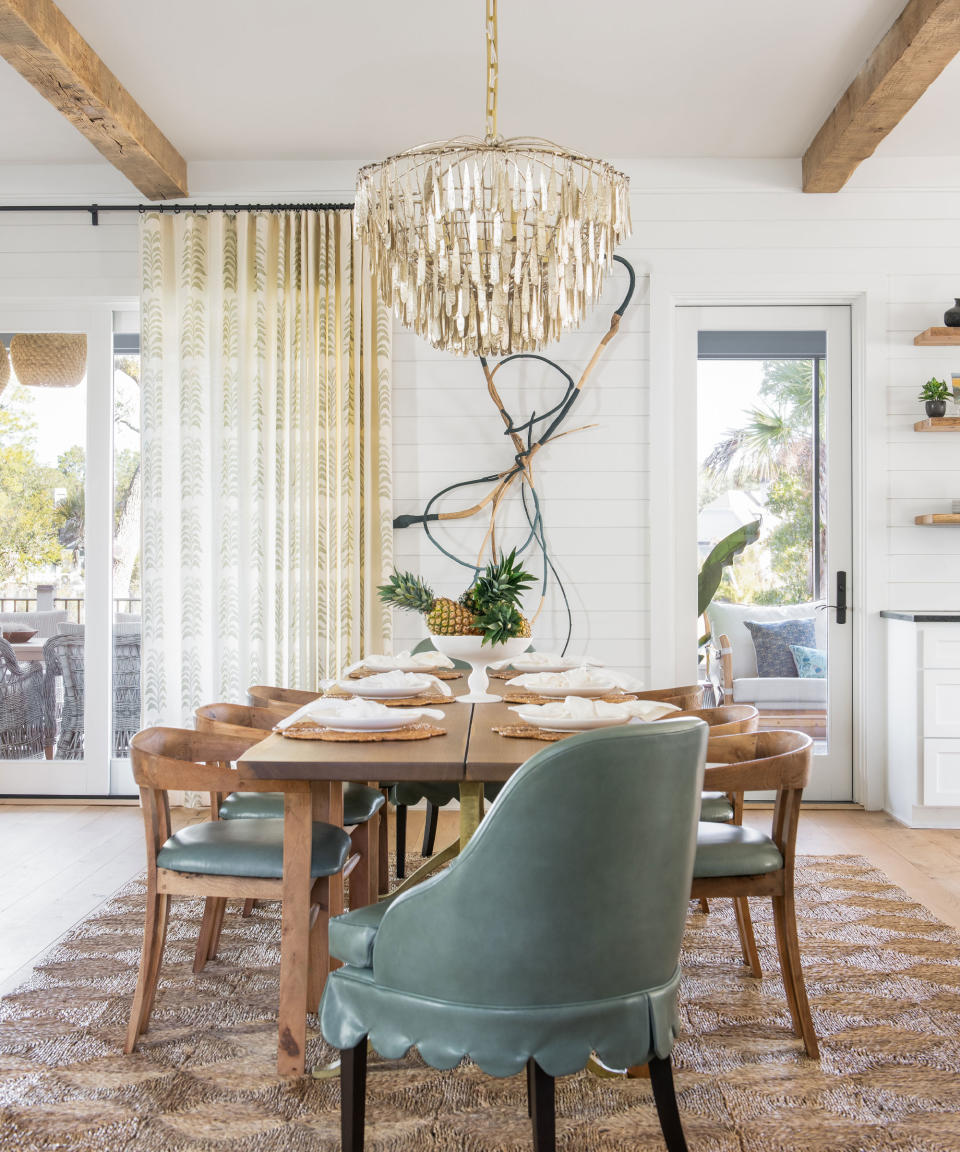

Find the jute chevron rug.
xmin=2 ymin=854 xmax=960 ymax=1151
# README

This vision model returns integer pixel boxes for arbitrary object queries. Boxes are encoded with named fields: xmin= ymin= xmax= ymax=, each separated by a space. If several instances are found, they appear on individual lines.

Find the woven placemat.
xmin=278 ymin=721 xmax=446 ymax=742
xmin=323 ymin=690 xmax=451 ymax=706
xmin=348 ymin=666 xmax=462 ymax=681
xmin=493 ymin=724 xmax=567 ymax=742
xmin=488 ymin=667 xmax=520 ymax=680
xmin=503 ymin=691 xmax=639 ymax=706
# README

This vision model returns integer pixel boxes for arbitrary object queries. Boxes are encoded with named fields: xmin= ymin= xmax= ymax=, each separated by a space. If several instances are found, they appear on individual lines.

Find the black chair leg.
xmin=421 ymin=800 xmax=439 ymax=857
xmin=395 ymin=804 xmax=407 ymax=879
xmin=649 ymin=1055 xmax=688 ymax=1152
xmin=341 ymin=1038 xmax=368 ymax=1152
xmin=527 ymin=1059 xmax=555 ymax=1152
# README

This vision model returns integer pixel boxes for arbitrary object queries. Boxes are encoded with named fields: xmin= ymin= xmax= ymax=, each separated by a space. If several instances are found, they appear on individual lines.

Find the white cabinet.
xmin=884 ymin=615 xmax=960 ymax=826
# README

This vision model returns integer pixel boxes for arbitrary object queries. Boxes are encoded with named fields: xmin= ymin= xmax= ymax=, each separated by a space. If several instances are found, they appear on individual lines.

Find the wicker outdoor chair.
xmin=0 ymin=638 xmax=46 ymax=759
xmin=43 ymin=632 xmax=142 ymax=759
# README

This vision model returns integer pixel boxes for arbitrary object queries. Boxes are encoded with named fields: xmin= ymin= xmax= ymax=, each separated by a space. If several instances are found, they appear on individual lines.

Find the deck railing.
xmin=0 ymin=598 xmax=142 ymax=623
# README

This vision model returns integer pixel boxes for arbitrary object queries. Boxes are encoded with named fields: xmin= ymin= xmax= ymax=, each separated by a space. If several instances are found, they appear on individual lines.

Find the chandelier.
xmin=355 ymin=0 xmax=631 ymax=357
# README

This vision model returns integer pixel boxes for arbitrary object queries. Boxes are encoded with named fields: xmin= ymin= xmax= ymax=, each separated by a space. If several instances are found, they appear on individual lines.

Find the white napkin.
xmin=511 ymin=696 xmax=633 ymax=722
xmin=275 ymin=696 xmax=444 ymax=730
xmin=491 ymin=651 xmax=599 ymax=670
xmin=619 ymin=699 xmax=681 ymax=722
xmin=361 ymin=649 xmax=456 ymax=671
xmin=607 ymin=671 xmax=646 ymax=693
xmin=339 ymin=669 xmax=452 ymax=696
xmin=509 ymin=696 xmax=681 ymax=724
xmin=509 ymin=666 xmax=619 ymax=693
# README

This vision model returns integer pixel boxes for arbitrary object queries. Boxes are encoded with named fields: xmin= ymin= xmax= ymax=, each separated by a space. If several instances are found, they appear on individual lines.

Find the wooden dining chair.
xmin=691 ymin=729 xmax=819 ymax=1057
xmin=246 ymin=681 xmax=449 ymax=886
xmin=669 ymin=704 xmax=759 ymax=738
xmin=195 ymin=702 xmax=384 ymax=915
xmin=125 ymin=726 xmax=353 ymax=1059
xmin=634 ymin=684 xmax=704 ymax=711
xmin=246 ymin=684 xmax=395 ymax=893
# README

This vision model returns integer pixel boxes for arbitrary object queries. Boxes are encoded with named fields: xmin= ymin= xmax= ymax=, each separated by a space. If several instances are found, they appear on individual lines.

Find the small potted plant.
xmin=919 ymin=377 xmax=952 ymax=418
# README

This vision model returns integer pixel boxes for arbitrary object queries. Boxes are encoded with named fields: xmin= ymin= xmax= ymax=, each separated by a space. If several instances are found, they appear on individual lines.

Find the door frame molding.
xmin=649 ymin=273 xmax=888 ymax=809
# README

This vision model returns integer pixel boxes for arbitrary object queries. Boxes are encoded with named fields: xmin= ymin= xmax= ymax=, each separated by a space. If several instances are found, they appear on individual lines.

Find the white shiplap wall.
xmin=5 ymin=158 xmax=960 ymax=806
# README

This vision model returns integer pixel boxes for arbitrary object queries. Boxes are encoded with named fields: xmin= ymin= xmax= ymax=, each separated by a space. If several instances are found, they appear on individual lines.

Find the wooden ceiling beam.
xmin=803 ymin=0 xmax=960 ymax=193
xmin=0 ymin=0 xmax=187 ymax=199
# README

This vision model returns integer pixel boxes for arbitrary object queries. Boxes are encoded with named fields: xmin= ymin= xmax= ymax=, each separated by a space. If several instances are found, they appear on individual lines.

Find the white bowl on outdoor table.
xmin=509 ymin=666 xmax=620 ymax=698
xmin=333 ymin=670 xmax=450 ymax=699
xmin=276 ymin=695 xmax=445 ymax=732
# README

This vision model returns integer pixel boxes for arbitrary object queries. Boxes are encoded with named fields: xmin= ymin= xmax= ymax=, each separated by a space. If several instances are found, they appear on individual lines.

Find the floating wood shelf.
xmin=914 ymin=327 xmax=960 ymax=345
xmin=915 ymin=417 xmax=960 ymax=430
xmin=915 ymin=514 xmax=960 ymax=525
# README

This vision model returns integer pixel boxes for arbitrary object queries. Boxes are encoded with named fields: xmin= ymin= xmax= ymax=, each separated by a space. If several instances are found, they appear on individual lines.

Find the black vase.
xmin=926 ymin=399 xmax=947 ymax=418
xmin=944 ymin=299 xmax=960 ymax=326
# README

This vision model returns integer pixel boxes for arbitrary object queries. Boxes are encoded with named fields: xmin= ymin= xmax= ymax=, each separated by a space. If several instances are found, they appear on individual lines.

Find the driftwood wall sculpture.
xmin=394 ymin=255 xmax=636 ymax=653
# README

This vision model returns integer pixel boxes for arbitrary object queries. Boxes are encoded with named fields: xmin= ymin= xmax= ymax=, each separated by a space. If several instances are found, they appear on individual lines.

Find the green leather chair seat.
xmin=329 ymin=895 xmax=394 ymax=968
xmin=219 ymin=784 xmax=384 ymax=825
xmin=156 ymin=817 xmax=351 ymax=879
xmin=693 ymin=822 xmax=783 ymax=878
xmin=320 ymin=719 xmax=709 ymax=1080
xmin=390 ymin=781 xmax=502 ymax=808
xmin=699 ymin=791 xmax=734 ymax=822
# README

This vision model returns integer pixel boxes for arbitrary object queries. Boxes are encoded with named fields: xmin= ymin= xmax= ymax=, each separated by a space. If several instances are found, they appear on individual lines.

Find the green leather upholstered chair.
xmin=125 ymin=727 xmax=352 ymax=1064
xmin=245 ymin=676 xmax=465 ymax=882
xmin=193 ymin=702 xmax=384 ymax=964
xmin=320 ymin=718 xmax=708 ymax=1152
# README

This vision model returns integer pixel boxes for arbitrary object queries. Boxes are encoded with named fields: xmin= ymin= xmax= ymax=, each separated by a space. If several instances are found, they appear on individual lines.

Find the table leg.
xmin=278 ymin=787 xmax=313 ymax=1078
xmin=458 ymin=781 xmax=485 ymax=843
xmin=312 ymin=782 xmax=344 ymax=968
xmin=377 ymin=780 xmax=486 ymax=900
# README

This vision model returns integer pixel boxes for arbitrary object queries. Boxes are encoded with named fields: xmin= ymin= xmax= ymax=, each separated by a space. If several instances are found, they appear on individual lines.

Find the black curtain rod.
xmin=0 ymin=202 xmax=354 ymax=225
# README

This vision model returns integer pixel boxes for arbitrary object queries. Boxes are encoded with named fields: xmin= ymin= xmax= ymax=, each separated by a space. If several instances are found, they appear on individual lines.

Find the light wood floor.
xmin=1 ymin=803 xmax=959 ymax=996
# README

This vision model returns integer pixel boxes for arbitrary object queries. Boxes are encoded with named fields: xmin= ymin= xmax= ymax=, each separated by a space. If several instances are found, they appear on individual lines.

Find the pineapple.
xmin=426 ymin=597 xmax=480 ymax=636
xmin=469 ymin=548 xmax=536 ymax=614
xmin=378 ymin=550 xmax=536 ymax=645
xmin=378 ymin=570 xmax=477 ymax=635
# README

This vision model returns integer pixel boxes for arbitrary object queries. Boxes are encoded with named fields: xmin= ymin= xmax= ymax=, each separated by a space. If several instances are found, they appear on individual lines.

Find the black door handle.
xmin=836 ymin=571 xmax=847 ymax=624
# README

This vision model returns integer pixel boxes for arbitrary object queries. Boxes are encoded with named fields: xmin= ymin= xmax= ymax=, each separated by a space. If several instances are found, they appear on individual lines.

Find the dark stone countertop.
xmin=880 ymin=610 xmax=960 ymax=623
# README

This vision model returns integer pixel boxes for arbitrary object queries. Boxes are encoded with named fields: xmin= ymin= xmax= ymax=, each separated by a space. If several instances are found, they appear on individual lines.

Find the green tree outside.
xmin=701 ymin=359 xmax=824 ymax=605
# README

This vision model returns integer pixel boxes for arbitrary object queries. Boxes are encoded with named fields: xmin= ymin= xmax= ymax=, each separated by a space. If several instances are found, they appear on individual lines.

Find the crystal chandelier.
xmin=355 ymin=0 xmax=631 ymax=357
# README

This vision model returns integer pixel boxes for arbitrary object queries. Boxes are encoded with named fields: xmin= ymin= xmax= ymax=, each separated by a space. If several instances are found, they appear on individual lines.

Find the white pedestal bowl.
xmin=430 ymin=635 xmax=531 ymax=703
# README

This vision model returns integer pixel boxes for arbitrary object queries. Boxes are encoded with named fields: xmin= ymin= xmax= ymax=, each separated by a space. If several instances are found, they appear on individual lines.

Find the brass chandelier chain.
xmin=485 ymin=0 xmax=499 ymax=143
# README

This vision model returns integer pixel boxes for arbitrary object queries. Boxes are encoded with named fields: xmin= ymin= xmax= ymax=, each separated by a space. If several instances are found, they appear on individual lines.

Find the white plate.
xmin=515 ymin=711 xmax=629 ymax=732
xmin=334 ymin=673 xmax=433 ymax=699
xmin=527 ymin=682 xmax=619 ymax=699
xmin=322 ymin=719 xmax=405 ymax=732
xmin=508 ymin=657 xmax=579 ymax=674
xmin=284 ymin=708 xmax=438 ymax=733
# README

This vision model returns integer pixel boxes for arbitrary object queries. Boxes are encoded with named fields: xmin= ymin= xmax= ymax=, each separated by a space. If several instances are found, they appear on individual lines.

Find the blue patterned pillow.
xmin=744 ymin=618 xmax=816 ymax=678
xmin=790 ymin=644 xmax=827 ymax=678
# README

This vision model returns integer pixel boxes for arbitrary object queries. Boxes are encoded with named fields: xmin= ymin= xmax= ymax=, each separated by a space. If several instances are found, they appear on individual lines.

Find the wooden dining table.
xmin=236 ymin=685 xmax=547 ymax=1076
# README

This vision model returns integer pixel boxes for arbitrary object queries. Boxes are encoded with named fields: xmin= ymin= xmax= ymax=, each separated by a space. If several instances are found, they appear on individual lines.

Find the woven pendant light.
xmin=9 ymin=334 xmax=87 ymax=389
xmin=0 ymin=342 xmax=9 ymax=399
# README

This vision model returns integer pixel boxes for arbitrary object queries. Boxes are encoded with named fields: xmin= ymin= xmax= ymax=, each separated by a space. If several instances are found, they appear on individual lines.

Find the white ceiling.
xmin=1 ymin=0 xmax=956 ymax=177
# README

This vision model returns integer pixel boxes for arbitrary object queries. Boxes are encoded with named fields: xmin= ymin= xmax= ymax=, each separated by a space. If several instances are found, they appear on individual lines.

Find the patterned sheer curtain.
xmin=140 ymin=209 xmax=392 ymax=731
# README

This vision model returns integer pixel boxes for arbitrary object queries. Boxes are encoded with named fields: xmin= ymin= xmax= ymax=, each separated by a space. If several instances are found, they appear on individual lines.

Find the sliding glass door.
xmin=0 ymin=306 xmax=116 ymax=795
